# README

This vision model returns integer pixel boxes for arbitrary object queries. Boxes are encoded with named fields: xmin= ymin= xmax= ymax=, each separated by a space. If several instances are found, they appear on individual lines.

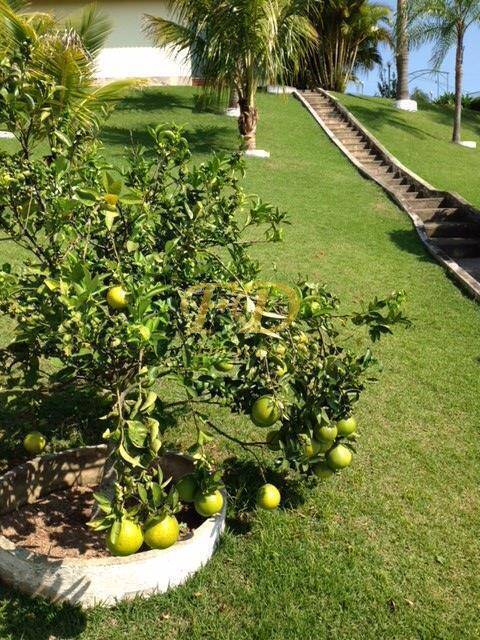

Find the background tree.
xmin=414 ymin=0 xmax=480 ymax=143
xmin=300 ymin=0 xmax=390 ymax=92
xmin=145 ymin=0 xmax=318 ymax=151
xmin=0 ymin=0 xmax=133 ymax=153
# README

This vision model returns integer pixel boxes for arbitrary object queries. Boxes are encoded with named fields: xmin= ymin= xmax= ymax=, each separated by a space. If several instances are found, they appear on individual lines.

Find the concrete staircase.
xmin=297 ymin=89 xmax=480 ymax=299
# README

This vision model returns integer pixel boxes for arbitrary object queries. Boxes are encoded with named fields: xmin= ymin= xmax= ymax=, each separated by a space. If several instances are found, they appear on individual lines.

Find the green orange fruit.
xmin=327 ymin=444 xmax=353 ymax=470
xmin=144 ymin=515 xmax=179 ymax=550
xmin=23 ymin=431 xmax=46 ymax=455
xmin=106 ymin=285 xmax=128 ymax=310
xmin=194 ymin=490 xmax=224 ymax=518
xmin=256 ymin=484 xmax=281 ymax=510
xmin=251 ymin=395 xmax=281 ymax=428
xmin=106 ymin=519 xmax=143 ymax=556
xmin=214 ymin=361 xmax=234 ymax=372
xmin=314 ymin=424 xmax=338 ymax=442
xmin=336 ymin=416 xmax=357 ymax=436
xmin=175 ymin=474 xmax=198 ymax=502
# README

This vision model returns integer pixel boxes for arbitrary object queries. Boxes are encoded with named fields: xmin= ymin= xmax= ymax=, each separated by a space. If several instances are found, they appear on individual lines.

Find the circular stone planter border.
xmin=0 ymin=446 xmax=226 ymax=608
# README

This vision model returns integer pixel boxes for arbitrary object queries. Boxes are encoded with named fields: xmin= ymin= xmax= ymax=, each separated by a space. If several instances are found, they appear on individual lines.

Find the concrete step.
xmin=321 ymin=117 xmax=344 ymax=124
xmin=343 ymin=142 xmax=371 ymax=151
xmin=312 ymin=105 xmax=337 ymax=111
xmin=402 ymin=196 xmax=449 ymax=209
xmin=357 ymin=152 xmax=382 ymax=161
xmin=305 ymin=98 xmax=331 ymax=105
xmin=417 ymin=207 xmax=472 ymax=223
xmin=313 ymin=107 xmax=338 ymax=113
xmin=430 ymin=237 xmax=480 ymax=259
xmin=381 ymin=179 xmax=417 ymax=194
xmin=336 ymin=132 xmax=365 ymax=140
xmin=423 ymin=221 xmax=480 ymax=238
xmin=327 ymin=122 xmax=355 ymax=129
xmin=329 ymin=127 xmax=357 ymax=135
xmin=456 ymin=257 xmax=480 ymax=280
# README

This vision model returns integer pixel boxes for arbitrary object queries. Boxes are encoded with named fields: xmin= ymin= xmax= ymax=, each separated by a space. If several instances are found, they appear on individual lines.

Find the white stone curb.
xmin=244 ymin=149 xmax=270 ymax=159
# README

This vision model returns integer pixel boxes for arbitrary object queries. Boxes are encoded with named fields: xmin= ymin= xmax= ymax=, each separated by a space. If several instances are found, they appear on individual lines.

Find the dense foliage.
xmin=297 ymin=0 xmax=390 ymax=92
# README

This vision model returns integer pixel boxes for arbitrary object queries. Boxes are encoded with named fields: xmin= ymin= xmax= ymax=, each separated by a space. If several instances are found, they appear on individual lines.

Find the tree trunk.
xmin=238 ymin=98 xmax=258 ymax=150
xmin=91 ymin=441 xmax=117 ymax=520
xmin=395 ymin=0 xmax=410 ymax=101
xmin=228 ymin=86 xmax=239 ymax=110
xmin=452 ymin=27 xmax=464 ymax=144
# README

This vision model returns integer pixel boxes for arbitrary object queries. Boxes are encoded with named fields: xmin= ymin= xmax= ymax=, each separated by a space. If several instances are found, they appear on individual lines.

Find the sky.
xmin=353 ymin=3 xmax=480 ymax=98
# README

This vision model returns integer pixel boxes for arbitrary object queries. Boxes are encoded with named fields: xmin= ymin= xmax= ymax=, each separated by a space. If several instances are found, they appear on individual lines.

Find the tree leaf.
xmin=119 ymin=442 xmax=143 ymax=467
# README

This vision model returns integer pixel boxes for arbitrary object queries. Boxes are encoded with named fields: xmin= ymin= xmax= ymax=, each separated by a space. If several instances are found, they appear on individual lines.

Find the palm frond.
xmin=64 ymin=3 xmax=112 ymax=58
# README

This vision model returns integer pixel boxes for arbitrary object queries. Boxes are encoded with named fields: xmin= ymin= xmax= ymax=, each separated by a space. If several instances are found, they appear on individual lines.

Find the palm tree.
xmin=145 ymin=0 xmax=318 ymax=151
xmin=0 ymin=1 xmax=133 ymax=150
xmin=415 ymin=0 xmax=480 ymax=142
xmin=392 ymin=0 xmax=427 ymax=108
xmin=395 ymin=0 xmax=410 ymax=103
xmin=304 ymin=0 xmax=391 ymax=93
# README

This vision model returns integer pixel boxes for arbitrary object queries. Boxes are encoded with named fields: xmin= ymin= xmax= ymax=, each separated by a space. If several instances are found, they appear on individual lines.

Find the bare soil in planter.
xmin=0 ymin=485 xmax=204 ymax=559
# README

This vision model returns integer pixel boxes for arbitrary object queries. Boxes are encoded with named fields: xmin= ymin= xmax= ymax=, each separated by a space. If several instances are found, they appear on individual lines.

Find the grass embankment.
xmin=335 ymin=92 xmax=480 ymax=207
xmin=1 ymin=87 xmax=479 ymax=640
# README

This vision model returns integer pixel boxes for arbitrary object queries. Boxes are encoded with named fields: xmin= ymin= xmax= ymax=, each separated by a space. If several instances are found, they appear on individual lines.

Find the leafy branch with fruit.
xmin=0 ymin=4 xmax=410 ymax=557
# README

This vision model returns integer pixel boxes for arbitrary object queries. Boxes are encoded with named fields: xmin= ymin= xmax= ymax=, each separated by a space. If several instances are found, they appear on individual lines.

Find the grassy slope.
xmin=1 ymin=87 xmax=480 ymax=640
xmin=335 ymin=93 xmax=480 ymax=208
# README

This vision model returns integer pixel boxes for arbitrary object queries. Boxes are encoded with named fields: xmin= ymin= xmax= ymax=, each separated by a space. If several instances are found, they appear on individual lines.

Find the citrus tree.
xmin=0 ymin=2 xmax=409 ymax=556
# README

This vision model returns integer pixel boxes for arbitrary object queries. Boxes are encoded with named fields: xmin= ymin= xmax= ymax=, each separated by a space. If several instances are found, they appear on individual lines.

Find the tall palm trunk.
xmin=228 ymin=85 xmax=239 ymax=110
xmin=395 ymin=0 xmax=409 ymax=101
xmin=452 ymin=26 xmax=464 ymax=144
xmin=238 ymin=97 xmax=258 ymax=150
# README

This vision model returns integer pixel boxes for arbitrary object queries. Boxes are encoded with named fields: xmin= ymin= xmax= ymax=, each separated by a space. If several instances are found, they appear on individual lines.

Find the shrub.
xmin=0 ymin=2 xmax=409 ymax=547
xmin=411 ymin=87 xmax=431 ymax=108
xmin=434 ymin=91 xmax=473 ymax=109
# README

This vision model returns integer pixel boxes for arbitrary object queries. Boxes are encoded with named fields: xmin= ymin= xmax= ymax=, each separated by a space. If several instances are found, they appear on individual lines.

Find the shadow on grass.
xmin=417 ymin=102 xmax=480 ymax=138
xmin=222 ymin=457 xmax=307 ymax=535
xmin=388 ymin=228 xmax=432 ymax=262
xmin=116 ymin=88 xmax=195 ymax=114
xmin=101 ymin=123 xmax=238 ymax=158
xmin=343 ymin=97 xmax=434 ymax=140
xmin=0 ymin=584 xmax=86 ymax=640
xmin=346 ymin=95 xmax=480 ymax=141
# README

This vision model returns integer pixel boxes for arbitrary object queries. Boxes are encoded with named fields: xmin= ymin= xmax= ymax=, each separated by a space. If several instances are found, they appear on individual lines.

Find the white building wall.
xmin=31 ymin=1 xmax=192 ymax=82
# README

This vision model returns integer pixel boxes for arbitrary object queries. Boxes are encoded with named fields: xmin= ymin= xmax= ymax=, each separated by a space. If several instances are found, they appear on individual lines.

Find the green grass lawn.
xmin=1 ymin=87 xmax=480 ymax=640
xmin=335 ymin=93 xmax=480 ymax=208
